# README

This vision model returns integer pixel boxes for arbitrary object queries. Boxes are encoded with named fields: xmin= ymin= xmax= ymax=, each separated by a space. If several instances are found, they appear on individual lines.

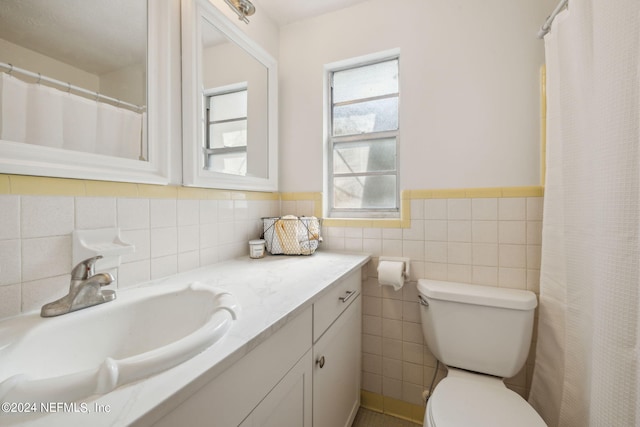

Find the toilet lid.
xmin=427 ymin=376 xmax=547 ymax=427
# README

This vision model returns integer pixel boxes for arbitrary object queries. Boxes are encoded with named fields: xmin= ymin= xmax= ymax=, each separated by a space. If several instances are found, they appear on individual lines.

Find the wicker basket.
xmin=262 ymin=216 xmax=322 ymax=255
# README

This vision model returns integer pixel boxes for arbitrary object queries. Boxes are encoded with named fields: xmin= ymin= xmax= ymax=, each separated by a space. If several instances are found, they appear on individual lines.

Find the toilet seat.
xmin=425 ymin=372 xmax=546 ymax=427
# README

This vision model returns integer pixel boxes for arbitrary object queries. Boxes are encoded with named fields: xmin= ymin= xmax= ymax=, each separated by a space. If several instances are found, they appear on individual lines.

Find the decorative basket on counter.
xmin=262 ymin=215 xmax=322 ymax=255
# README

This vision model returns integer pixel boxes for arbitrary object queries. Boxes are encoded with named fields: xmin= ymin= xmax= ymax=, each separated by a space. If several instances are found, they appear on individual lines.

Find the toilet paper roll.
xmin=377 ymin=260 xmax=405 ymax=291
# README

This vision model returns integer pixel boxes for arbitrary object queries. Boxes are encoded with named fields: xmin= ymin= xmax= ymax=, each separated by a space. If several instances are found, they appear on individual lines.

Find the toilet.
xmin=417 ymin=279 xmax=547 ymax=427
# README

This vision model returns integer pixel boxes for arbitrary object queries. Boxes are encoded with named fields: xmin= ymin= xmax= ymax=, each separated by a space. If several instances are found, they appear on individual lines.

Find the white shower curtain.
xmin=26 ymin=82 xmax=64 ymax=148
xmin=0 ymin=73 xmax=28 ymax=143
xmin=528 ymin=1 xmax=640 ymax=426
xmin=0 ymin=74 xmax=143 ymax=160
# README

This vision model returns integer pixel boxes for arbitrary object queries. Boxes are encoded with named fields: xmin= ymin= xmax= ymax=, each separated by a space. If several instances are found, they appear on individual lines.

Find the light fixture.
xmin=224 ymin=0 xmax=255 ymax=24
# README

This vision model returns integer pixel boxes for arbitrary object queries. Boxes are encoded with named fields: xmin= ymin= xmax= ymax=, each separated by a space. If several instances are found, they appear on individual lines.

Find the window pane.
xmin=207 ymin=151 xmax=247 ymax=176
xmin=333 ymin=175 xmax=397 ymax=209
xmin=209 ymin=120 xmax=247 ymax=149
xmin=333 ymin=139 xmax=396 ymax=174
xmin=333 ymin=97 xmax=398 ymax=136
xmin=333 ymin=59 xmax=398 ymax=103
xmin=209 ymin=91 xmax=247 ymax=121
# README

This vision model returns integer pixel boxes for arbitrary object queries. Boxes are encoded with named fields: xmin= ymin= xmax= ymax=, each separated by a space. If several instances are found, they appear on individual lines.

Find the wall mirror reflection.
xmin=182 ymin=0 xmax=277 ymax=191
xmin=205 ymin=83 xmax=248 ymax=176
xmin=0 ymin=0 xmax=171 ymax=184
xmin=202 ymin=19 xmax=269 ymax=178
xmin=0 ymin=0 xmax=147 ymax=160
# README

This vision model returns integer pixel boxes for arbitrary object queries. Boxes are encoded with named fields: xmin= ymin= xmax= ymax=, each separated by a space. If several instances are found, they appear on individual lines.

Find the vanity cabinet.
xmin=152 ymin=307 xmax=313 ymax=427
xmin=151 ymin=269 xmax=361 ymax=427
xmin=313 ymin=270 xmax=362 ymax=427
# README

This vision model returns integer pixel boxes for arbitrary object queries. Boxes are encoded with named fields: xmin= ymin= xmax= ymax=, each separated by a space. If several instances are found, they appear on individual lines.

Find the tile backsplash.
xmin=0 ymin=181 xmax=544 ymax=413
xmin=322 ymin=197 xmax=543 ymax=293
xmin=0 ymin=194 xmax=279 ymax=320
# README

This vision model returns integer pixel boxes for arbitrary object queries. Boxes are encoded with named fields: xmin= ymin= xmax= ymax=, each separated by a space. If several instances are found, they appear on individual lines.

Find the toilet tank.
xmin=417 ymin=279 xmax=537 ymax=378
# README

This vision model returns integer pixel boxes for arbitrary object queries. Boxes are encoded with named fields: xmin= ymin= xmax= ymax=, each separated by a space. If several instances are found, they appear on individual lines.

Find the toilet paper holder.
xmin=378 ymin=256 xmax=410 ymax=280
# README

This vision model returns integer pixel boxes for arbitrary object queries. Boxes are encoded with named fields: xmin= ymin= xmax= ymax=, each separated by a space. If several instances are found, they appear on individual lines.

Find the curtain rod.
xmin=537 ymin=0 xmax=569 ymax=39
xmin=0 ymin=61 xmax=145 ymax=113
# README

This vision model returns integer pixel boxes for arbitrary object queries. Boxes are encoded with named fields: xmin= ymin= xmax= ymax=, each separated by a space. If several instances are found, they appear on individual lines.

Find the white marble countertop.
xmin=2 ymin=250 xmax=369 ymax=427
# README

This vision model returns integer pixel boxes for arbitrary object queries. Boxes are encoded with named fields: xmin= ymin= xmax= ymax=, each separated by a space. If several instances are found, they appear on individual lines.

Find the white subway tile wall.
xmin=322 ymin=196 xmax=544 ymax=406
xmin=0 ymin=195 xmax=280 ymax=320
xmin=0 ymin=192 xmax=543 ymax=411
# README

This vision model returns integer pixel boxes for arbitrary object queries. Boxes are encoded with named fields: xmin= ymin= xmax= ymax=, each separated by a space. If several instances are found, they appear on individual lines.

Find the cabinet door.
xmin=151 ymin=308 xmax=312 ymax=427
xmin=313 ymin=295 xmax=362 ymax=427
xmin=240 ymin=350 xmax=313 ymax=427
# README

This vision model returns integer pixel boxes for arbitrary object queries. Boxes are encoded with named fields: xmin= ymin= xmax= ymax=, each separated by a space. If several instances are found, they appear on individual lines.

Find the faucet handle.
xmin=71 ymin=256 xmax=103 ymax=280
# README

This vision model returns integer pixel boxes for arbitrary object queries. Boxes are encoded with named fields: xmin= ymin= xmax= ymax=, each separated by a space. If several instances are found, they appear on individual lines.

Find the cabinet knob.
xmin=316 ymin=356 xmax=325 ymax=368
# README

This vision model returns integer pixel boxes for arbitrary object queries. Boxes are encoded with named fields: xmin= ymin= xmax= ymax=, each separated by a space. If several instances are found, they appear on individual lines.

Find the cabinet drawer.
xmin=313 ymin=269 xmax=361 ymax=342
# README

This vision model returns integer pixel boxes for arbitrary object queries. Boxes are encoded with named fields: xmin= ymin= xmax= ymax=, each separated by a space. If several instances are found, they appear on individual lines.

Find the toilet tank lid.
xmin=417 ymin=279 xmax=537 ymax=310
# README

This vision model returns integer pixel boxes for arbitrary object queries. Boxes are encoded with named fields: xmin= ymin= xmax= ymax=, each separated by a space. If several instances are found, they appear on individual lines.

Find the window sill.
xmin=322 ymin=216 xmax=409 ymax=229
xmin=322 ymin=194 xmax=410 ymax=228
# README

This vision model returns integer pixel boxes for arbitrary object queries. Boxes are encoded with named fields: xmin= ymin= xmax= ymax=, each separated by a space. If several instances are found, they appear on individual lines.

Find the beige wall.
xmin=0 ymin=38 xmax=99 ymax=91
xmin=278 ymin=0 xmax=552 ymax=192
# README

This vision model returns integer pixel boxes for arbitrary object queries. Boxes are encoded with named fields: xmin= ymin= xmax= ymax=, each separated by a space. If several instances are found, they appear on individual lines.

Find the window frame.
xmin=203 ymin=82 xmax=248 ymax=173
xmin=325 ymin=54 xmax=400 ymax=219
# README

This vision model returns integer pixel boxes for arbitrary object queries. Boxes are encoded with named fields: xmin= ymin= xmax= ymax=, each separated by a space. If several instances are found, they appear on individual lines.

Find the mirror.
xmin=0 ymin=0 xmax=171 ymax=184
xmin=182 ymin=0 xmax=278 ymax=191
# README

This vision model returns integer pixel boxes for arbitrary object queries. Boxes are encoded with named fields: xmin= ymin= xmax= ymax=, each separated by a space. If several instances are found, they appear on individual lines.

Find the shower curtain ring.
xmin=37 ymin=73 xmax=41 ymax=84
xmin=95 ymin=92 xmax=100 ymax=102
xmin=67 ymin=82 xmax=71 ymax=93
xmin=7 ymin=63 xmax=13 ymax=75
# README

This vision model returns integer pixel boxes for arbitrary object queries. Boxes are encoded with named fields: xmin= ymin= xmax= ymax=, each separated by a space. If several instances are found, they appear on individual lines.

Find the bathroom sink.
xmin=0 ymin=282 xmax=239 ymax=404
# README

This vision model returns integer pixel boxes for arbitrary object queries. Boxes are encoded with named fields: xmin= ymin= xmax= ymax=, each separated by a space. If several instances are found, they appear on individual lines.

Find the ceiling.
xmin=254 ymin=0 xmax=371 ymax=26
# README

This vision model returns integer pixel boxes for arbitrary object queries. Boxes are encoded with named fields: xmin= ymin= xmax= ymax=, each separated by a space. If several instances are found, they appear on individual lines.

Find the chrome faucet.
xmin=41 ymin=256 xmax=116 ymax=317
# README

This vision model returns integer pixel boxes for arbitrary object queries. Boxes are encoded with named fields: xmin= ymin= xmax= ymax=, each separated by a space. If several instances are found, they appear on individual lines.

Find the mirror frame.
xmin=182 ymin=0 xmax=278 ymax=192
xmin=0 ymin=0 xmax=171 ymax=185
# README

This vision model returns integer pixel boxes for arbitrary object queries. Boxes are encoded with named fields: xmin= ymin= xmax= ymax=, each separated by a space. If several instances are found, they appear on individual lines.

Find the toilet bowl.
xmin=417 ymin=279 xmax=546 ymax=427
xmin=425 ymin=369 xmax=545 ymax=427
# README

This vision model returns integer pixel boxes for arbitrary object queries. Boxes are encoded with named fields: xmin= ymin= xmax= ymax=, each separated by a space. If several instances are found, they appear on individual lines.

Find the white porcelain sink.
xmin=0 ymin=282 xmax=239 ymax=404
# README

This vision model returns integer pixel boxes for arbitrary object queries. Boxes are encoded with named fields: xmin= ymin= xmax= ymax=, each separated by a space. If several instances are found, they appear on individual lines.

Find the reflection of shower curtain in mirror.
xmin=0 ymin=73 xmax=27 ymax=143
xmin=0 ymin=73 xmax=142 ymax=160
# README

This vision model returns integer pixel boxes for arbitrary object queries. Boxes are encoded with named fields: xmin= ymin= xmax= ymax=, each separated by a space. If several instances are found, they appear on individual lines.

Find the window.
xmin=328 ymin=58 xmax=399 ymax=218
xmin=205 ymin=86 xmax=248 ymax=176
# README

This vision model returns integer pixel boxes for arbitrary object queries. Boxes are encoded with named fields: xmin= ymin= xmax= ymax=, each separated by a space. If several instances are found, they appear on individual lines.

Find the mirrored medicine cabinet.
xmin=181 ymin=0 xmax=278 ymax=191
xmin=0 ymin=0 xmax=276 ymax=191
xmin=0 ymin=0 xmax=172 ymax=184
